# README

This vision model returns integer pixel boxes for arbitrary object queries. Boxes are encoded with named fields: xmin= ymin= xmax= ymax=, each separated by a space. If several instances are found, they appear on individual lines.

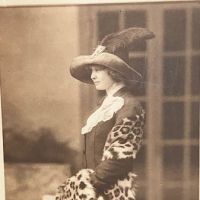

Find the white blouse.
xmin=81 ymin=87 xmax=125 ymax=134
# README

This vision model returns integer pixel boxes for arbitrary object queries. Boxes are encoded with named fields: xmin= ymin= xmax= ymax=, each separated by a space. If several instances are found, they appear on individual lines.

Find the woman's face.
xmin=90 ymin=65 xmax=115 ymax=91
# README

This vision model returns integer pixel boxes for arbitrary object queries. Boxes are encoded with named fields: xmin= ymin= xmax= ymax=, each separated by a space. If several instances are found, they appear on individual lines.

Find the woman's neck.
xmin=106 ymin=82 xmax=125 ymax=96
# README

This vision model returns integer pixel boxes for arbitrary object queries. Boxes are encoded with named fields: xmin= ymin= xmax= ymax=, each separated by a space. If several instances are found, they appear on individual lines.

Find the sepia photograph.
xmin=0 ymin=1 xmax=199 ymax=200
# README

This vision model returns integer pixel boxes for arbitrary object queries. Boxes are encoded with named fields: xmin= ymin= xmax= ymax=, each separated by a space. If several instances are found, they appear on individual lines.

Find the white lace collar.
xmin=81 ymin=89 xmax=125 ymax=134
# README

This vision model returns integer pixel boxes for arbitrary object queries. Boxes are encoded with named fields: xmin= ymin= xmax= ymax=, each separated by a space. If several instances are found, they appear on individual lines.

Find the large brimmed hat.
xmin=70 ymin=27 xmax=155 ymax=84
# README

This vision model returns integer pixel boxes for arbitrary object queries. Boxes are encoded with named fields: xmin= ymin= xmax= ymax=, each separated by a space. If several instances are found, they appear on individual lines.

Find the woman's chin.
xmin=94 ymin=85 xmax=105 ymax=91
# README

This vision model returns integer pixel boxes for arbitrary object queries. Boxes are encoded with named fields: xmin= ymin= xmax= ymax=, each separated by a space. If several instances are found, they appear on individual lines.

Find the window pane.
xmin=163 ymin=56 xmax=185 ymax=96
xmin=129 ymin=57 xmax=147 ymax=96
xmin=190 ymin=102 xmax=199 ymax=139
xmin=190 ymin=146 xmax=199 ymax=181
xmin=164 ymin=9 xmax=186 ymax=51
xmin=192 ymin=8 xmax=200 ymax=50
xmin=125 ymin=10 xmax=147 ymax=51
xmin=125 ymin=10 xmax=146 ymax=27
xmin=163 ymin=188 xmax=183 ymax=200
xmin=98 ymin=11 xmax=119 ymax=41
xmin=162 ymin=102 xmax=184 ymax=139
xmin=163 ymin=146 xmax=184 ymax=181
xmin=191 ymin=55 xmax=200 ymax=95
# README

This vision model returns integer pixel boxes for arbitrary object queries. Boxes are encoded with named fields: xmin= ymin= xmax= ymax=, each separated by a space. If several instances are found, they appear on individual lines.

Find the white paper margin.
xmin=0 ymin=0 xmax=197 ymax=7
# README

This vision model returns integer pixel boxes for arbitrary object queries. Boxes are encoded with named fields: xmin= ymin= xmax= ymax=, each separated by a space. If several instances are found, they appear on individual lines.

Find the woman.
xmin=56 ymin=27 xmax=155 ymax=200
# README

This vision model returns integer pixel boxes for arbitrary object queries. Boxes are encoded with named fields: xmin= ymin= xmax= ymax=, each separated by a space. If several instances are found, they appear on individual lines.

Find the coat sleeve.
xmin=90 ymin=99 xmax=145 ymax=192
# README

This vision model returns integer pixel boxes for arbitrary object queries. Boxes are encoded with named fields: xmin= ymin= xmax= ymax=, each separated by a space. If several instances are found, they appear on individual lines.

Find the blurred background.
xmin=0 ymin=2 xmax=199 ymax=200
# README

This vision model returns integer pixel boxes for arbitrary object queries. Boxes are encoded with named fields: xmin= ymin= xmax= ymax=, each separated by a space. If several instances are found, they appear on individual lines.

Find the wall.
xmin=0 ymin=6 xmax=81 ymax=151
xmin=0 ymin=6 xmax=81 ymax=200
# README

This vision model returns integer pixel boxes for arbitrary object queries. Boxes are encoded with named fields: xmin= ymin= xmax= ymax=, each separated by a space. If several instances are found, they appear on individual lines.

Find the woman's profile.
xmin=56 ymin=27 xmax=155 ymax=200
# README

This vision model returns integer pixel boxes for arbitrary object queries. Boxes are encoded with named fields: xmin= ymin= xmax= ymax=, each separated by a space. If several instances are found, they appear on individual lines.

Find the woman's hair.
xmin=106 ymin=69 xmax=126 ymax=83
xmin=106 ymin=68 xmax=141 ymax=91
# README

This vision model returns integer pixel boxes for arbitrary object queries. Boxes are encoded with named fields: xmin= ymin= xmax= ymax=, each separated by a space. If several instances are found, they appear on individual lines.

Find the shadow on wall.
xmin=3 ymin=127 xmax=78 ymax=168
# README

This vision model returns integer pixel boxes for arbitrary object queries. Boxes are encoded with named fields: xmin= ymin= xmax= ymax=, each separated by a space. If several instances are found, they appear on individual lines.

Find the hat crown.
xmin=104 ymin=47 xmax=129 ymax=64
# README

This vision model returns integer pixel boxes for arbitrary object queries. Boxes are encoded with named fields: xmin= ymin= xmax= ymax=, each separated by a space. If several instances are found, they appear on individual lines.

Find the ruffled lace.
xmin=81 ymin=95 xmax=124 ymax=134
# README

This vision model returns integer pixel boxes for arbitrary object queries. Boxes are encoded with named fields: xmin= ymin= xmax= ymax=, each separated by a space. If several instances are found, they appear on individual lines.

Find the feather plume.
xmin=100 ymin=27 xmax=155 ymax=52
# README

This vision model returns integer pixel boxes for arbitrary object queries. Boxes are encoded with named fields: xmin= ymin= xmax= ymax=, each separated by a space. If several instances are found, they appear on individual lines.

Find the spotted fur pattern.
xmin=56 ymin=169 xmax=96 ymax=200
xmin=102 ymin=113 xmax=145 ymax=161
xmin=56 ymin=169 xmax=137 ymax=200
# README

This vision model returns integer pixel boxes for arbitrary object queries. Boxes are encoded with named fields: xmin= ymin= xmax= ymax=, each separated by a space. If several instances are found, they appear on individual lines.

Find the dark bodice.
xmin=82 ymin=117 xmax=115 ymax=169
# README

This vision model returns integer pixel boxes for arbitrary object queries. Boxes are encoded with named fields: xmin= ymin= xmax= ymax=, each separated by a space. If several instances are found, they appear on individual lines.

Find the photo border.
xmin=0 ymin=1 xmax=199 ymax=200
xmin=0 ymin=0 xmax=198 ymax=7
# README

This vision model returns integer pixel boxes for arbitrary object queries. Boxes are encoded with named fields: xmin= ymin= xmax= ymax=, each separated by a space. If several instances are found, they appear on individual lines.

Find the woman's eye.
xmin=95 ymin=68 xmax=102 ymax=72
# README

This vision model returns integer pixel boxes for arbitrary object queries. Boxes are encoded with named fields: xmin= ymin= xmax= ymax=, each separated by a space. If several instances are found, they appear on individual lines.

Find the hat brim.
xmin=70 ymin=52 xmax=142 ymax=84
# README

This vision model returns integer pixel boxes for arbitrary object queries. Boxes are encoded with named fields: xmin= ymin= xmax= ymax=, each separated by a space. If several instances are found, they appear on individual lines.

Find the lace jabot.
xmin=81 ymin=95 xmax=124 ymax=134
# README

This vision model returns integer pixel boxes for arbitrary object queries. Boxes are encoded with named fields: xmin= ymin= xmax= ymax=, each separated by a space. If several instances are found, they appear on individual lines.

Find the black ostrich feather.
xmin=100 ymin=27 xmax=155 ymax=52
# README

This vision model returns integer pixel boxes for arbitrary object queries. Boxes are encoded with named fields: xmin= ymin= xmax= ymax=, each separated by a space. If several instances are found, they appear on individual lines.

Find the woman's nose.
xmin=91 ymin=71 xmax=96 ymax=80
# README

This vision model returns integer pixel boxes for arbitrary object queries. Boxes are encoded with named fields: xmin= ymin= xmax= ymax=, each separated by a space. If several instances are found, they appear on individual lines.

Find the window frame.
xmin=78 ymin=3 xmax=200 ymax=200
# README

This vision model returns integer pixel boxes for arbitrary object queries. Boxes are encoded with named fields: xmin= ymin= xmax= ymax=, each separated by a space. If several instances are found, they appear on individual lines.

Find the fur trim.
xmin=102 ymin=115 xmax=145 ymax=161
xmin=56 ymin=169 xmax=137 ymax=200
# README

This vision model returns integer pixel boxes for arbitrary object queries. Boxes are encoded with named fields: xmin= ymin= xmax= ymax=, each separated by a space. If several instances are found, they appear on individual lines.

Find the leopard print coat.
xmin=56 ymin=89 xmax=145 ymax=200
